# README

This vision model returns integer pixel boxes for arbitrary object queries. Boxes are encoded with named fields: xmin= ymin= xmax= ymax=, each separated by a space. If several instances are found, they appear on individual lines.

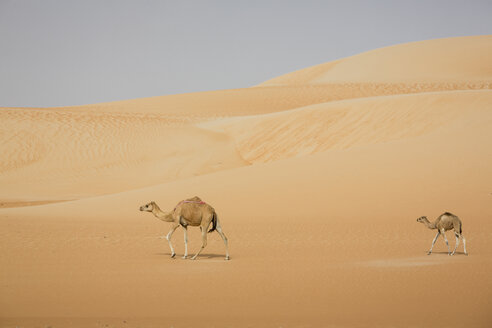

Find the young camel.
xmin=139 ymin=196 xmax=230 ymax=260
xmin=417 ymin=212 xmax=468 ymax=256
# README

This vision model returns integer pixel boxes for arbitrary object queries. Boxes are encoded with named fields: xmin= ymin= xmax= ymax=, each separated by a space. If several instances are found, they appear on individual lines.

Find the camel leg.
xmin=451 ymin=233 xmax=460 ymax=256
xmin=441 ymin=230 xmax=450 ymax=255
xmin=216 ymin=220 xmax=230 ymax=260
xmin=462 ymin=235 xmax=468 ymax=255
xmin=182 ymin=227 xmax=188 ymax=259
xmin=165 ymin=223 xmax=180 ymax=258
xmin=191 ymin=227 xmax=208 ymax=260
xmin=428 ymin=231 xmax=440 ymax=255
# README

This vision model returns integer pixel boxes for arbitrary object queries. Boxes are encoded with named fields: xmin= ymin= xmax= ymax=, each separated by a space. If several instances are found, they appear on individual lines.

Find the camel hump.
xmin=187 ymin=196 xmax=202 ymax=202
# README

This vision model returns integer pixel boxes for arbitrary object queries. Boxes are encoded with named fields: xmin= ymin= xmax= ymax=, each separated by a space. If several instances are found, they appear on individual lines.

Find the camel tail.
xmin=208 ymin=212 xmax=217 ymax=233
xmin=456 ymin=221 xmax=463 ymax=235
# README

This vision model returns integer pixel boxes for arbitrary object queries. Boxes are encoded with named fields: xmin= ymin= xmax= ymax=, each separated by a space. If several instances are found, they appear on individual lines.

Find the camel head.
xmin=139 ymin=201 xmax=155 ymax=212
xmin=416 ymin=216 xmax=428 ymax=223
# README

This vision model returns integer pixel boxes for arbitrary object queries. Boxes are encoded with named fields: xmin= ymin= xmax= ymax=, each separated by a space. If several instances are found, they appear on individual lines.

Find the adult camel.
xmin=140 ymin=196 xmax=230 ymax=260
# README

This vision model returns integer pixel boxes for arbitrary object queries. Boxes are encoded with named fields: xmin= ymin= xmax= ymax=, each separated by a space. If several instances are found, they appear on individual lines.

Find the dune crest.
xmin=259 ymin=35 xmax=492 ymax=86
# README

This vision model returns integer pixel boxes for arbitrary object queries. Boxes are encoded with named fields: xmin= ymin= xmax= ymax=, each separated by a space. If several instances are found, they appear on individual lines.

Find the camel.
xmin=416 ymin=212 xmax=468 ymax=256
xmin=139 ymin=196 xmax=230 ymax=260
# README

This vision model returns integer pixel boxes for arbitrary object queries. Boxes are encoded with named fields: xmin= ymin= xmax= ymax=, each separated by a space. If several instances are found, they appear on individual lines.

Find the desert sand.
xmin=1 ymin=36 xmax=492 ymax=327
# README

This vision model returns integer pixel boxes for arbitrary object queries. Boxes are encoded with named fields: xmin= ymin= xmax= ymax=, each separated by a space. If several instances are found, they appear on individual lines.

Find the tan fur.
xmin=139 ymin=196 xmax=230 ymax=260
xmin=417 ymin=212 xmax=468 ymax=256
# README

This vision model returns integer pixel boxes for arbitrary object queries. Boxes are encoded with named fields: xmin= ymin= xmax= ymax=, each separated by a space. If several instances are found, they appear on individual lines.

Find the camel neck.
xmin=424 ymin=219 xmax=437 ymax=230
xmin=152 ymin=205 xmax=174 ymax=222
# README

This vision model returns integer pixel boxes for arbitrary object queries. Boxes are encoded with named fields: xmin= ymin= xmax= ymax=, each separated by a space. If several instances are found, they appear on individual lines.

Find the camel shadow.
xmin=429 ymin=251 xmax=467 ymax=256
xmin=154 ymin=252 xmax=226 ymax=259
xmin=197 ymin=253 xmax=226 ymax=259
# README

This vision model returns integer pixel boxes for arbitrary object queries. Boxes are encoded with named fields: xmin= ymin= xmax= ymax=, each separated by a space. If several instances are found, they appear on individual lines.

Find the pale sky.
xmin=1 ymin=0 xmax=491 ymax=107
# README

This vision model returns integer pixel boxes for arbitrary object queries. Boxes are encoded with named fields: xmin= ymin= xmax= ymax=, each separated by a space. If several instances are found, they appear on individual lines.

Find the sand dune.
xmin=1 ymin=36 xmax=492 ymax=327
xmin=2 ymin=37 xmax=490 ymax=204
xmin=259 ymin=35 xmax=492 ymax=85
xmin=0 ymin=108 xmax=245 ymax=202
xmin=2 ymin=88 xmax=491 ymax=203
xmin=202 ymin=90 xmax=492 ymax=163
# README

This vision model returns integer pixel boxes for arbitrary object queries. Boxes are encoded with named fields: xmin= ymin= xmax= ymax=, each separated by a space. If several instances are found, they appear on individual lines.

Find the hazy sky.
xmin=1 ymin=0 xmax=491 ymax=107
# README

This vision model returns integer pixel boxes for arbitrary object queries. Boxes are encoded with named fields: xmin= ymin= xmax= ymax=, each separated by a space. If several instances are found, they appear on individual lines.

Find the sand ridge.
xmin=201 ymin=90 xmax=492 ymax=163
